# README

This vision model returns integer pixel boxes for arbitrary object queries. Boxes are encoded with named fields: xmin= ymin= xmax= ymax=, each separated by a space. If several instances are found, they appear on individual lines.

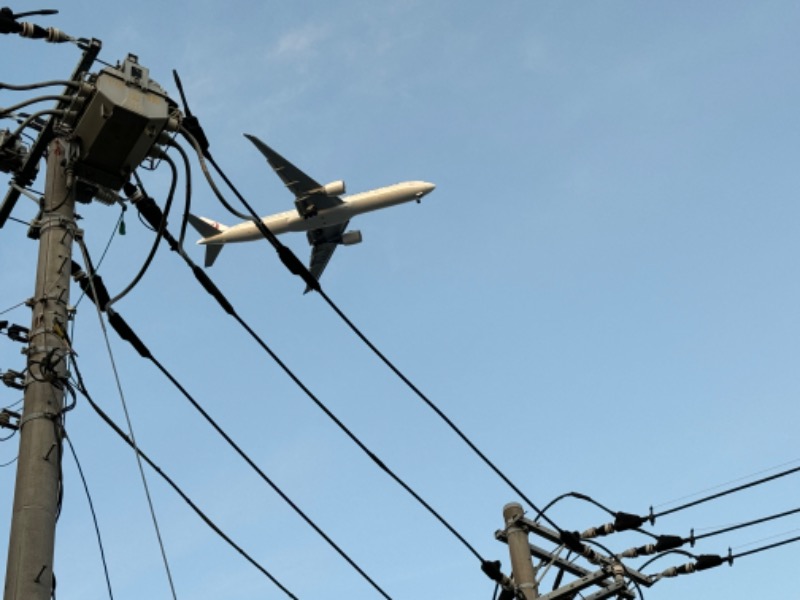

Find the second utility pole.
xmin=4 ymin=136 xmax=77 ymax=600
xmin=504 ymin=502 xmax=539 ymax=599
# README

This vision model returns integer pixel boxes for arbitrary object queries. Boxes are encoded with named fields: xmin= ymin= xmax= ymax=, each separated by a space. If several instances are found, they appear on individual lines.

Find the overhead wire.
xmin=732 ymin=532 xmax=800 ymax=560
xmin=123 ymin=186 xmax=490 ymax=566
xmin=67 ymin=358 xmax=300 ymax=600
xmin=74 ymin=237 xmax=394 ymax=598
xmin=651 ymin=464 xmax=800 ymax=520
xmin=0 ymin=94 xmax=73 ymax=115
xmin=652 ymin=457 xmax=800 ymax=511
xmin=104 ymin=151 xmax=178 ymax=311
xmin=178 ymin=128 xmax=558 ymax=532
xmin=63 ymin=433 xmax=114 ymax=600
xmin=0 ymin=80 xmax=82 ymax=91
xmin=691 ymin=507 xmax=800 ymax=544
xmin=76 ymin=240 xmax=179 ymax=600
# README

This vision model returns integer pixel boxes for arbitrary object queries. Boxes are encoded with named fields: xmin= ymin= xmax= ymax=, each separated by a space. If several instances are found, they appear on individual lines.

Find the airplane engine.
xmin=340 ymin=230 xmax=362 ymax=245
xmin=320 ymin=180 xmax=346 ymax=196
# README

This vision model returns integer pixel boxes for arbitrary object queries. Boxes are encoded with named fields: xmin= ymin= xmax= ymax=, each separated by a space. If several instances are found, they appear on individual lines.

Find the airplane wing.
xmin=244 ymin=134 xmax=343 ymax=215
xmin=303 ymin=221 xmax=349 ymax=293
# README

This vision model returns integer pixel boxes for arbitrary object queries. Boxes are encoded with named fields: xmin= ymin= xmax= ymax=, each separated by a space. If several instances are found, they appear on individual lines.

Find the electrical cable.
xmin=0 ymin=80 xmax=82 ymax=91
xmin=104 ymin=153 xmax=177 ymax=311
xmin=63 ymin=432 xmax=114 ymax=600
xmin=128 ymin=196 xmax=490 ymax=566
xmin=80 ymin=199 xmax=496 ymax=584
xmin=0 ymin=94 xmax=73 ymax=116
xmin=652 ymin=457 xmax=800 ymax=511
xmin=3 ymin=109 xmax=65 ymax=142
xmin=73 ymin=243 xmax=394 ymax=599
xmin=163 ymin=139 xmax=192 ymax=248
xmin=68 ymin=359 xmax=300 ymax=600
xmin=77 ymin=243 xmax=179 ymax=600
xmin=4 ymin=215 xmax=30 ymax=226
xmin=72 ymin=207 xmax=125 ymax=312
xmin=179 ymin=130 xmax=559 ymax=533
xmin=692 ymin=507 xmax=800 ymax=544
xmin=0 ymin=455 xmax=17 ymax=467
xmin=0 ymin=300 xmax=28 ymax=315
xmin=652 ymin=464 xmax=800 ymax=520
xmin=178 ymin=127 xmax=560 ymax=532
xmin=732 ymin=533 xmax=800 ymax=560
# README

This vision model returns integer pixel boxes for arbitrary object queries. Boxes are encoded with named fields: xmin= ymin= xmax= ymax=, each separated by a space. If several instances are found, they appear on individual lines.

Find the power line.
xmin=120 ymin=187 xmax=492 ymax=568
xmin=63 ymin=433 xmax=114 ymax=600
xmin=77 ymin=244 xmax=179 ymax=600
xmin=652 ymin=457 xmax=800 ymax=510
xmin=693 ymin=507 xmax=800 ymax=544
xmin=72 ymin=246 xmax=394 ymax=599
xmin=652 ymin=464 xmax=800 ymax=520
xmin=68 ymin=359 xmax=300 ymax=600
xmin=732 ymin=533 xmax=800 ymax=560
xmin=179 ymin=130 xmax=559 ymax=533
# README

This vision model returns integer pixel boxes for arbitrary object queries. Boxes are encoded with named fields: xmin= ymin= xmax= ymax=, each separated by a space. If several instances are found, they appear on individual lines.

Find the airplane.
xmin=188 ymin=134 xmax=435 ymax=292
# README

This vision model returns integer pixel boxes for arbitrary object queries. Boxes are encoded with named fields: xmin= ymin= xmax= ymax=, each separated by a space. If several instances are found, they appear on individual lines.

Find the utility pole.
xmin=4 ymin=137 xmax=77 ymax=600
xmin=504 ymin=502 xmax=539 ymax=599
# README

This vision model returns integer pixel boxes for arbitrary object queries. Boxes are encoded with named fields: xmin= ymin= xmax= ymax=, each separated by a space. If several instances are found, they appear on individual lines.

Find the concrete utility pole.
xmin=4 ymin=136 xmax=77 ymax=600
xmin=504 ymin=502 xmax=539 ymax=599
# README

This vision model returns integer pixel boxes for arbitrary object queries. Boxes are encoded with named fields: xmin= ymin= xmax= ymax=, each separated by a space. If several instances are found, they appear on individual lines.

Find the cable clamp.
xmin=18 ymin=410 xmax=58 ymax=430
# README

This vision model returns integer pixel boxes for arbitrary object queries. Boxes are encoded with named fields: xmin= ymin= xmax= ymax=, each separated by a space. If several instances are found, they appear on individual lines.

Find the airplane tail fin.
xmin=187 ymin=214 xmax=228 ymax=267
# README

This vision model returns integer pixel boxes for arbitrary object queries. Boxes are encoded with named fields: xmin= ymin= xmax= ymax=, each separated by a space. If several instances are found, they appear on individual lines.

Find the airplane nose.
xmin=419 ymin=182 xmax=436 ymax=197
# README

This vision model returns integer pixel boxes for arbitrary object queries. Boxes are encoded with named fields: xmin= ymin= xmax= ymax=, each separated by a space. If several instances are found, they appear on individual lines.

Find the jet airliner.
xmin=189 ymin=134 xmax=435 ymax=290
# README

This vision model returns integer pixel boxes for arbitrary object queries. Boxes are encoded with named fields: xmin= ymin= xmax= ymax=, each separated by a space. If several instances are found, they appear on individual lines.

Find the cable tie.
xmin=18 ymin=410 xmax=58 ymax=430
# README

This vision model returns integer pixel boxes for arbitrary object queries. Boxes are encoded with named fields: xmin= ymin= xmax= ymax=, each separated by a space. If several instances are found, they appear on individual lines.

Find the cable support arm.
xmin=499 ymin=517 xmax=653 ymax=589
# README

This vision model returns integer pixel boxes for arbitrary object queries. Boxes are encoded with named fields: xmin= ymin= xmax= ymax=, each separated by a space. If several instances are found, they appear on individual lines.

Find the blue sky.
xmin=2 ymin=2 xmax=800 ymax=599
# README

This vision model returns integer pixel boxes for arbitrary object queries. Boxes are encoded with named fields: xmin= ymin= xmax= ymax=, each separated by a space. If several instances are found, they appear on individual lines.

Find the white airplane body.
xmin=189 ymin=134 xmax=435 ymax=289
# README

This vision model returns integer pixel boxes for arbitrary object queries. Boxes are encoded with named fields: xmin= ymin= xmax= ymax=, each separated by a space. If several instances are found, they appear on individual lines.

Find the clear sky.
xmin=2 ymin=2 xmax=799 ymax=599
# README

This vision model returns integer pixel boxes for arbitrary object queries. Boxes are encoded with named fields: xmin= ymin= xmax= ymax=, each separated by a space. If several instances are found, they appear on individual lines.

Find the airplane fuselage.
xmin=199 ymin=180 xmax=435 ymax=246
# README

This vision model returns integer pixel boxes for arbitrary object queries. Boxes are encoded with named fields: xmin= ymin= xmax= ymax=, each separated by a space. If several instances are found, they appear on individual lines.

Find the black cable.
xmin=182 ymin=130 xmax=559 ymax=532
xmin=73 ymin=251 xmax=394 ymax=599
xmin=693 ymin=507 xmax=800 ymax=544
xmin=105 ymin=153 xmax=178 ymax=311
xmin=163 ymin=139 xmax=193 ymax=248
xmin=732 ymin=534 xmax=800 ymax=560
xmin=317 ymin=286 xmax=560 ymax=530
xmin=63 ymin=432 xmax=114 ymax=600
xmin=0 ymin=80 xmax=81 ymax=91
xmin=183 ymin=133 xmax=558 ymax=533
xmin=68 ymin=359 xmax=300 ymax=600
xmin=119 ymin=187 xmax=490 ymax=567
xmin=652 ymin=464 xmax=800 ymax=520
